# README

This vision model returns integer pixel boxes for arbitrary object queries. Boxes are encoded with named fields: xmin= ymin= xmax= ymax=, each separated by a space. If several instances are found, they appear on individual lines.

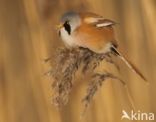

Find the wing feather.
xmin=80 ymin=12 xmax=117 ymax=27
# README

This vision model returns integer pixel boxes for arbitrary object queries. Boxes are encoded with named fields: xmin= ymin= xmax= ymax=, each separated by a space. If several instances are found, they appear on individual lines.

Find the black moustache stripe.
xmin=64 ymin=21 xmax=71 ymax=35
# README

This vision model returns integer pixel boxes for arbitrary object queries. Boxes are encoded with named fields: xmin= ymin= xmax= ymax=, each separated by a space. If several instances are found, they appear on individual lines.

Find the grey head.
xmin=60 ymin=11 xmax=81 ymax=35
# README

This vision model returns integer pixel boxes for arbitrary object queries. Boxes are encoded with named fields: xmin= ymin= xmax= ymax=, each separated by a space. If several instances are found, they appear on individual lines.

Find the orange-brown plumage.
xmin=75 ymin=21 xmax=116 ymax=53
xmin=58 ymin=11 xmax=147 ymax=82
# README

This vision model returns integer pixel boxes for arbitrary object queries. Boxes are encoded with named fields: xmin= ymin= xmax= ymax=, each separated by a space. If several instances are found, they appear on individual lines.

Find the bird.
xmin=56 ymin=11 xmax=147 ymax=82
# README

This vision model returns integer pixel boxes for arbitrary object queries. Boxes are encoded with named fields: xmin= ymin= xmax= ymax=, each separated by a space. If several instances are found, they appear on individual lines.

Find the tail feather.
xmin=111 ymin=45 xmax=147 ymax=82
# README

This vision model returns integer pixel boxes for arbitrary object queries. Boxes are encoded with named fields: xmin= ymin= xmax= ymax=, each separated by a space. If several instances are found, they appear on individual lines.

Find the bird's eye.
xmin=63 ymin=21 xmax=71 ymax=35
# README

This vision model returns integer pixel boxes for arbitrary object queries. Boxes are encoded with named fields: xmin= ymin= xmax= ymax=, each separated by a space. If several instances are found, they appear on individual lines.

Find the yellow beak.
xmin=56 ymin=23 xmax=63 ymax=30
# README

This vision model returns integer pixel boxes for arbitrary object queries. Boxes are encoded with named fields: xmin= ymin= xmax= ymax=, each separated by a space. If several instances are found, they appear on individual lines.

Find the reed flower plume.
xmin=45 ymin=47 xmax=124 ymax=109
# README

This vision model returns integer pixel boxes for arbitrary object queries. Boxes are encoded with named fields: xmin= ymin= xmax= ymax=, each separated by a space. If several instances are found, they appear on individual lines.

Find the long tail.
xmin=111 ymin=45 xmax=147 ymax=82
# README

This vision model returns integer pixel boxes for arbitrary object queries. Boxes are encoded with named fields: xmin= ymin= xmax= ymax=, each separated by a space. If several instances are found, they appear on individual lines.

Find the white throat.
xmin=60 ymin=28 xmax=76 ymax=47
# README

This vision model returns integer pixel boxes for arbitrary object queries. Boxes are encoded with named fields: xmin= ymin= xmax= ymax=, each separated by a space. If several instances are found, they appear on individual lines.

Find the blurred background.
xmin=0 ymin=0 xmax=156 ymax=122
